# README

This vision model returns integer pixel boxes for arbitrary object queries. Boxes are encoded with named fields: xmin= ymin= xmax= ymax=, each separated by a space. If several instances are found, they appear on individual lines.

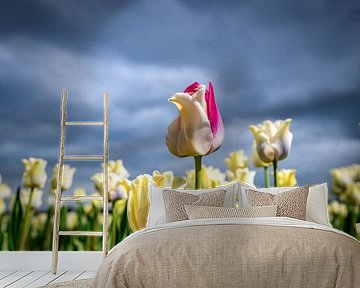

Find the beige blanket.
xmin=93 ymin=218 xmax=360 ymax=288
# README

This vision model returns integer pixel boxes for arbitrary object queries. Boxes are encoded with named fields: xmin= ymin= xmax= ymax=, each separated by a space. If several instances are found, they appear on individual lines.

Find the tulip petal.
xmin=166 ymin=91 xmax=212 ymax=156
xmin=206 ymin=82 xmax=225 ymax=153
xmin=166 ymin=116 xmax=181 ymax=156
xmin=184 ymin=82 xmax=200 ymax=94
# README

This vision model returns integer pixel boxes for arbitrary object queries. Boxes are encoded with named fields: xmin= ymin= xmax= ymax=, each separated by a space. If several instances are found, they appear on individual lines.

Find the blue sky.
xmin=0 ymin=0 xmax=359 ymax=198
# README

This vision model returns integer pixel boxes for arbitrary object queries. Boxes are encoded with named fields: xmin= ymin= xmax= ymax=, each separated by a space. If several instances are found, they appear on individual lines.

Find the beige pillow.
xmin=245 ymin=186 xmax=309 ymax=220
xmin=184 ymin=205 xmax=278 ymax=220
xmin=162 ymin=189 xmax=226 ymax=223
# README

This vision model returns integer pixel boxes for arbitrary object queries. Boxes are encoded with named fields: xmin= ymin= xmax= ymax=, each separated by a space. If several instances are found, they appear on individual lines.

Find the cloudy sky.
xmin=0 ymin=0 xmax=359 ymax=199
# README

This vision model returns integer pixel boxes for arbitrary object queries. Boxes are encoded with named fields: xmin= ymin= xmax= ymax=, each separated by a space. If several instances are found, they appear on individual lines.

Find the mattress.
xmin=92 ymin=217 xmax=360 ymax=287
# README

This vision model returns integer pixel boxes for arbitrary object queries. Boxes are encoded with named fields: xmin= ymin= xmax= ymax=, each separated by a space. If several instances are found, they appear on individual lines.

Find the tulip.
xmin=331 ymin=164 xmax=360 ymax=205
xmin=226 ymin=168 xmax=256 ymax=186
xmin=277 ymin=169 xmax=297 ymax=187
xmin=0 ymin=175 xmax=11 ymax=199
xmin=127 ymin=171 xmax=185 ymax=232
xmin=152 ymin=170 xmax=186 ymax=188
xmin=109 ymin=160 xmax=130 ymax=178
xmin=328 ymin=200 xmax=348 ymax=221
xmin=224 ymin=150 xmax=248 ymax=172
xmin=251 ymin=142 xmax=271 ymax=188
xmin=249 ymin=119 xmax=293 ymax=186
xmin=22 ymin=158 xmax=48 ymax=189
xmin=127 ymin=174 xmax=151 ymax=232
xmin=185 ymin=165 xmax=226 ymax=189
xmin=20 ymin=187 xmax=43 ymax=210
xmin=166 ymin=81 xmax=224 ymax=189
xmin=91 ymin=173 xmax=130 ymax=202
xmin=66 ymin=212 xmax=79 ymax=230
xmin=51 ymin=164 xmax=76 ymax=192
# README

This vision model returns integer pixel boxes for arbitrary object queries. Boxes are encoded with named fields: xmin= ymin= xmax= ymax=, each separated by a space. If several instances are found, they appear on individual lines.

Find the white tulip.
xmin=249 ymin=119 xmax=293 ymax=163
xmin=51 ymin=164 xmax=76 ymax=192
xmin=22 ymin=158 xmax=48 ymax=189
xmin=20 ymin=187 xmax=43 ymax=209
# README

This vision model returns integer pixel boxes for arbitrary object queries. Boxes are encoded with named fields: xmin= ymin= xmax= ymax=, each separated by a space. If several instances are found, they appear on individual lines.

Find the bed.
xmin=92 ymin=182 xmax=360 ymax=288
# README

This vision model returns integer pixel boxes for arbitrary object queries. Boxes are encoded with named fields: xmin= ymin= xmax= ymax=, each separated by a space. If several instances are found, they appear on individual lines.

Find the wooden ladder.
xmin=52 ymin=90 xmax=109 ymax=274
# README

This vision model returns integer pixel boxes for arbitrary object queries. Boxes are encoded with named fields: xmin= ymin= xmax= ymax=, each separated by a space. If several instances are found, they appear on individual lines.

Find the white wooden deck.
xmin=0 ymin=252 xmax=102 ymax=287
xmin=0 ymin=270 xmax=96 ymax=287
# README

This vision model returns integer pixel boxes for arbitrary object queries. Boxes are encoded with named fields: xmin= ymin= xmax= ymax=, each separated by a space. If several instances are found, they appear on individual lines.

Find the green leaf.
xmin=7 ymin=187 xmax=23 ymax=250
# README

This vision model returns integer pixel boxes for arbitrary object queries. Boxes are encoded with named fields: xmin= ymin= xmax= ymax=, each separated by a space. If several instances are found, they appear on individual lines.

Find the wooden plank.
xmin=0 ymin=251 xmax=102 ymax=271
xmin=25 ymin=271 xmax=66 ymax=288
xmin=59 ymin=231 xmax=103 ymax=237
xmin=49 ymin=271 xmax=84 ymax=284
xmin=0 ymin=271 xmax=32 ymax=287
xmin=76 ymin=271 xmax=97 ymax=280
xmin=63 ymin=155 xmax=104 ymax=161
xmin=61 ymin=195 xmax=103 ymax=202
xmin=0 ymin=271 xmax=16 ymax=281
xmin=65 ymin=121 xmax=103 ymax=126
xmin=7 ymin=271 xmax=48 ymax=288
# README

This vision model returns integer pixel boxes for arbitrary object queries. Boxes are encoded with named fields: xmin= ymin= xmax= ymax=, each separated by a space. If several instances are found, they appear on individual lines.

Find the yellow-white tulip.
xmin=0 ymin=174 xmax=11 ymax=198
xmin=20 ymin=187 xmax=43 ymax=209
xmin=166 ymin=82 xmax=224 ymax=157
xmin=0 ymin=178 xmax=11 ymax=199
xmin=331 ymin=164 xmax=360 ymax=205
xmin=22 ymin=158 xmax=48 ymax=189
xmin=224 ymin=150 xmax=248 ymax=173
xmin=91 ymin=173 xmax=131 ymax=202
xmin=127 ymin=174 xmax=151 ymax=232
xmin=66 ymin=212 xmax=79 ymax=230
xmin=152 ymin=170 xmax=186 ymax=188
xmin=51 ymin=164 xmax=76 ymax=192
xmin=277 ymin=169 xmax=297 ymax=187
xmin=185 ymin=165 xmax=226 ymax=189
xmin=251 ymin=142 xmax=271 ymax=168
xmin=328 ymin=200 xmax=348 ymax=221
xmin=226 ymin=168 xmax=256 ymax=186
xmin=249 ymin=119 xmax=293 ymax=163
xmin=109 ymin=160 xmax=129 ymax=178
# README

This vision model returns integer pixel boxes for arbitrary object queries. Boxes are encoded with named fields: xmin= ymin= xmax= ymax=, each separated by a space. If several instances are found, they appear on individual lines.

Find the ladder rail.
xmin=52 ymin=89 xmax=67 ymax=274
xmin=102 ymin=92 xmax=109 ymax=259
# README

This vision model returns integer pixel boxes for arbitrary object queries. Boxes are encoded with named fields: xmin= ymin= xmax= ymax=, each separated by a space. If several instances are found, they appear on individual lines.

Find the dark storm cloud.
xmin=0 ymin=0 xmax=359 ymax=199
xmin=0 ymin=0 xmax=136 ymax=50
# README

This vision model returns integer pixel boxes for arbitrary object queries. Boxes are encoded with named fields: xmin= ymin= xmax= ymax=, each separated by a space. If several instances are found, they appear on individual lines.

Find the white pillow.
xmin=146 ymin=180 xmax=239 ymax=228
xmin=237 ymin=182 xmax=257 ymax=207
xmin=240 ymin=183 xmax=330 ymax=227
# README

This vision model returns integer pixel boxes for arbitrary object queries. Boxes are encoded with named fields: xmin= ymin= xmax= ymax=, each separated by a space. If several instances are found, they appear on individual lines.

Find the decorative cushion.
xmin=240 ymin=183 xmax=331 ymax=226
xmin=184 ymin=205 xmax=278 ymax=220
xmin=146 ymin=180 xmax=239 ymax=228
xmin=162 ymin=189 xmax=226 ymax=223
xmin=245 ymin=186 xmax=309 ymax=220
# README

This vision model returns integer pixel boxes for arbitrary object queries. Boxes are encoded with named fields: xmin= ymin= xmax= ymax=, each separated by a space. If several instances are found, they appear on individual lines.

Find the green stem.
xmin=273 ymin=160 xmax=278 ymax=187
xmin=111 ymin=201 xmax=116 ymax=249
xmin=194 ymin=156 xmax=202 ymax=189
xmin=19 ymin=187 xmax=34 ymax=250
xmin=264 ymin=166 xmax=270 ymax=188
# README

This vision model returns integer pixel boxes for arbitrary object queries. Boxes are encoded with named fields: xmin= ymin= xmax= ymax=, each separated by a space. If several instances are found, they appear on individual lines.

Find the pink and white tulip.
xmin=166 ymin=82 xmax=224 ymax=157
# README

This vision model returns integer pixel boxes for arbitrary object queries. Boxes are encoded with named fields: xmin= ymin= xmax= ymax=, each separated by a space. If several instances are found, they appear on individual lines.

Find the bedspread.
xmin=93 ymin=217 xmax=360 ymax=288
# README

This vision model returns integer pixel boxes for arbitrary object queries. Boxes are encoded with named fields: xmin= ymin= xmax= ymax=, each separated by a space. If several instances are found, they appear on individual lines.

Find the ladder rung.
xmin=65 ymin=121 xmax=104 ymax=126
xmin=59 ymin=231 xmax=103 ymax=237
xmin=61 ymin=195 xmax=103 ymax=202
xmin=63 ymin=155 xmax=104 ymax=161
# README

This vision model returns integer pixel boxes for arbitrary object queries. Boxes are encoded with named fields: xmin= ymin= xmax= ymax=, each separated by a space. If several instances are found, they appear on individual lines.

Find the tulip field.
xmin=0 ymin=157 xmax=359 ymax=251
xmin=0 ymin=116 xmax=359 ymax=251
